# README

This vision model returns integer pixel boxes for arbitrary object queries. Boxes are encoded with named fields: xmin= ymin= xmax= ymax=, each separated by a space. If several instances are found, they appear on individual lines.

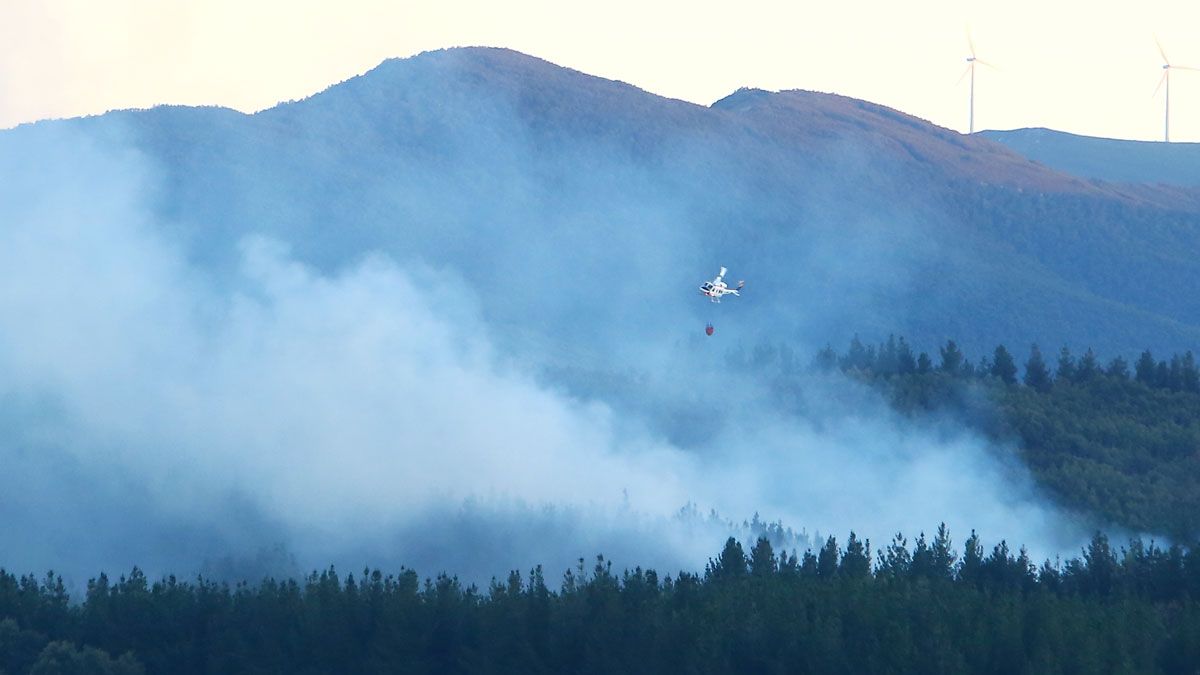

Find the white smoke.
xmin=0 ymin=121 xmax=1089 ymax=585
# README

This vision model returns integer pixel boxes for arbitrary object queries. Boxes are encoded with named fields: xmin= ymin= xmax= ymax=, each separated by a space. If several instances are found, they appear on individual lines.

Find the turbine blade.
xmin=975 ymin=58 xmax=999 ymax=70
xmin=1154 ymin=70 xmax=1168 ymax=97
xmin=1156 ymin=36 xmax=1169 ymax=64
xmin=955 ymin=64 xmax=972 ymax=86
xmin=1172 ymin=65 xmax=1200 ymax=71
xmin=968 ymin=31 xmax=977 ymax=59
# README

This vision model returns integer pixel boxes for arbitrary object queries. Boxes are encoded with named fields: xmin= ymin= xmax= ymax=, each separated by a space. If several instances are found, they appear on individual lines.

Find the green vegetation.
xmin=4 ymin=530 xmax=1200 ymax=674
xmin=5 ymin=335 xmax=1200 ymax=672
xmin=798 ymin=336 xmax=1200 ymax=538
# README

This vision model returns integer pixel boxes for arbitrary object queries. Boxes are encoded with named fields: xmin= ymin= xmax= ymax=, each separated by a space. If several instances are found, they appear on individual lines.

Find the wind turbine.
xmin=958 ymin=33 xmax=994 ymax=134
xmin=1155 ymin=38 xmax=1199 ymax=142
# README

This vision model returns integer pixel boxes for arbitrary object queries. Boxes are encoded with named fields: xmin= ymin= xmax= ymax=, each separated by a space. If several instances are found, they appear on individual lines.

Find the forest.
xmin=747 ymin=336 xmax=1200 ymax=539
xmin=6 ymin=336 xmax=1200 ymax=673
xmin=3 ymin=528 xmax=1200 ymax=674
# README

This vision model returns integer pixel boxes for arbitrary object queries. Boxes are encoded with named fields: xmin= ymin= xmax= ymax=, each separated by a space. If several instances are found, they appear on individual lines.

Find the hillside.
xmin=6 ymin=47 xmax=1200 ymax=360
xmin=789 ymin=336 xmax=1200 ymax=538
xmin=985 ymin=127 xmax=1200 ymax=187
xmin=8 ymin=44 xmax=1200 ymax=597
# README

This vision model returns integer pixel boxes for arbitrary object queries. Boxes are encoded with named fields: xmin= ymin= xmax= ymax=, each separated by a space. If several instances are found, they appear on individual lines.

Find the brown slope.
xmin=342 ymin=48 xmax=1200 ymax=211
xmin=713 ymin=87 xmax=1200 ymax=209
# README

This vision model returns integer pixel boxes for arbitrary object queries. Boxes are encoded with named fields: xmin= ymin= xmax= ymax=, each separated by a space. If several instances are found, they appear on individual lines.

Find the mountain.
xmin=984 ymin=127 xmax=1200 ymax=187
xmin=6 ymin=46 xmax=1200 ymax=362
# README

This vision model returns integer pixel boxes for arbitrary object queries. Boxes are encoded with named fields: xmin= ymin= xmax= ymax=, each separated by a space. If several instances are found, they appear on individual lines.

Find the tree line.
xmin=3 ymin=527 xmax=1200 ymax=674
xmin=808 ymin=334 xmax=1200 ymax=394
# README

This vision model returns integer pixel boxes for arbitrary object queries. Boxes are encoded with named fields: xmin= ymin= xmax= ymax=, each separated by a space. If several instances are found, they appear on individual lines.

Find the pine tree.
xmin=1077 ymin=348 xmax=1099 ymax=382
xmin=1082 ymin=532 xmax=1117 ymax=596
xmin=1182 ymin=352 xmax=1200 ymax=393
xmin=1016 ymin=547 xmax=1035 ymax=590
xmin=1056 ymin=346 xmax=1077 ymax=383
xmin=939 ymin=340 xmax=964 ymax=375
xmin=931 ymin=523 xmax=957 ymax=580
xmin=916 ymin=352 xmax=932 ymax=374
xmin=982 ymin=540 xmax=1015 ymax=589
xmin=817 ymin=537 xmax=839 ymax=578
xmin=840 ymin=532 xmax=871 ymax=579
xmin=1135 ymin=350 xmax=1157 ymax=385
xmin=1169 ymin=354 xmax=1185 ymax=391
xmin=909 ymin=533 xmax=934 ymax=580
xmin=777 ymin=551 xmax=799 ymax=576
xmin=842 ymin=336 xmax=875 ymax=372
xmin=876 ymin=533 xmax=911 ymax=579
xmin=800 ymin=550 xmax=818 ymax=577
xmin=878 ymin=335 xmax=899 ymax=376
xmin=706 ymin=538 xmax=748 ymax=581
xmin=959 ymin=530 xmax=984 ymax=586
xmin=1038 ymin=558 xmax=1062 ymax=591
xmin=812 ymin=344 xmax=838 ymax=372
xmin=749 ymin=538 xmax=776 ymax=577
xmin=1023 ymin=344 xmax=1052 ymax=393
xmin=1105 ymin=356 xmax=1130 ymax=380
xmin=896 ymin=337 xmax=917 ymax=375
xmin=991 ymin=345 xmax=1018 ymax=385
xmin=976 ymin=356 xmax=992 ymax=379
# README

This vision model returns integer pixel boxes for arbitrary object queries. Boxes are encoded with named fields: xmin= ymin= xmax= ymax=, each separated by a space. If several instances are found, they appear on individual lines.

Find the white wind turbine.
xmin=958 ymin=33 xmax=994 ymax=134
xmin=1155 ymin=38 xmax=1199 ymax=142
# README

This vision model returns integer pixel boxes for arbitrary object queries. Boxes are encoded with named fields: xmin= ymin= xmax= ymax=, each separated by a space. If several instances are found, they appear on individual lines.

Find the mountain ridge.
xmin=5 ymin=46 xmax=1200 ymax=358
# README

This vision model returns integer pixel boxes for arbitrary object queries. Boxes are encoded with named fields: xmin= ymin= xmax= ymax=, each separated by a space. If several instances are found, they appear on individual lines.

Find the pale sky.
xmin=3 ymin=0 xmax=1200 ymax=141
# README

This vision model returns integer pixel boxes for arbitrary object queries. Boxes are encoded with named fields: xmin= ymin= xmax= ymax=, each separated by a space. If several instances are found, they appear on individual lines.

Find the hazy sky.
xmin=4 ymin=0 xmax=1200 ymax=139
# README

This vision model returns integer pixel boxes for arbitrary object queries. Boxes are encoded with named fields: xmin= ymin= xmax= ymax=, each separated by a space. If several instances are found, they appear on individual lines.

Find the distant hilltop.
xmin=6 ymin=46 xmax=1200 ymax=356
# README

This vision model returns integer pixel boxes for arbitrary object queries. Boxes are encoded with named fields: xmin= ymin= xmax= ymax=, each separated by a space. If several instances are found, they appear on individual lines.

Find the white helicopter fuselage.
xmin=699 ymin=267 xmax=743 ymax=302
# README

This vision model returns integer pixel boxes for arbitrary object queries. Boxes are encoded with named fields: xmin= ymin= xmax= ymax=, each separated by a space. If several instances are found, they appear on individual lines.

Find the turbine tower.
xmin=959 ymin=34 xmax=993 ymax=134
xmin=1155 ymin=38 xmax=1198 ymax=142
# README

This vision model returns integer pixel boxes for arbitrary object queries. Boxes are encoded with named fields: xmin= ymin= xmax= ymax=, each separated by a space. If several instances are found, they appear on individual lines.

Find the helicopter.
xmin=698 ymin=266 xmax=744 ymax=303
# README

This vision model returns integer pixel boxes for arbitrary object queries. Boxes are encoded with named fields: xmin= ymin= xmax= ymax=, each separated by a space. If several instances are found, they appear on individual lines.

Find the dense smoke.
xmin=0 ymin=58 xmax=1094 ymax=586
